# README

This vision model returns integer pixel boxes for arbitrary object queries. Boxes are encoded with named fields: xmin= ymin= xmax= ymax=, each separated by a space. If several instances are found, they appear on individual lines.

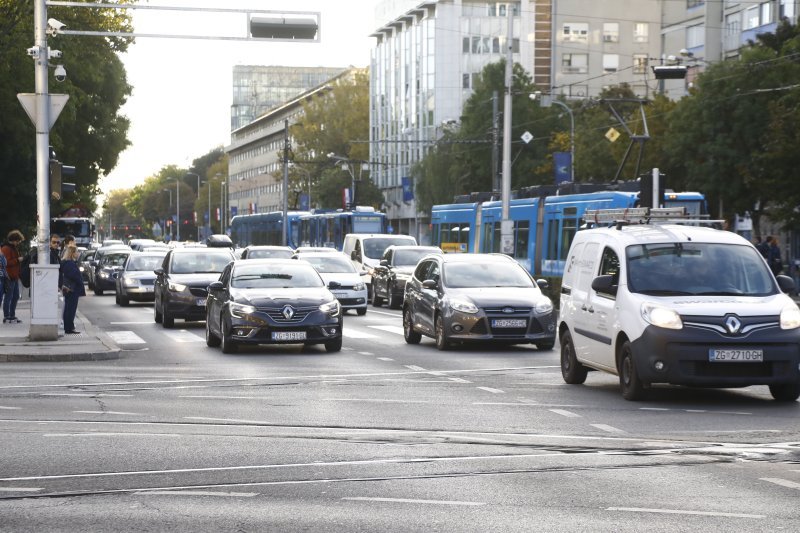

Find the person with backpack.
xmin=1 ymin=230 xmax=25 ymax=324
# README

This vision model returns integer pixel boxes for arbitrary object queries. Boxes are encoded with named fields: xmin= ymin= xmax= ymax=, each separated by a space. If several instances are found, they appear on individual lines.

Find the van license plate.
xmin=709 ymin=349 xmax=763 ymax=362
xmin=492 ymin=319 xmax=527 ymax=328
xmin=272 ymin=331 xmax=307 ymax=341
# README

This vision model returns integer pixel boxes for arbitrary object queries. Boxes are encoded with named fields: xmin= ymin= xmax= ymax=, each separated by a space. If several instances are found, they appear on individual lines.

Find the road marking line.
xmin=73 ymin=411 xmax=142 ymax=416
xmin=358 ymin=352 xmax=374 ymax=356
xmin=476 ymin=402 xmax=587 ymax=408
xmin=342 ymin=329 xmax=379 ymax=339
xmin=760 ymin=478 xmax=800 ymax=490
xmin=106 ymin=331 xmax=146 ymax=344
xmin=135 ymin=490 xmax=258 ymax=498
xmin=110 ymin=321 xmax=153 ymax=325
xmin=640 ymin=408 xmax=670 ymax=411
xmin=477 ymin=387 xmax=505 ymax=394
xmin=686 ymin=409 xmax=707 ymax=413
xmin=44 ymin=433 xmax=180 ymax=438
xmin=404 ymin=365 xmax=426 ymax=371
xmin=0 ymin=487 xmax=42 ymax=492
xmin=549 ymin=409 xmax=581 ymax=418
xmin=448 ymin=378 xmax=472 ymax=383
xmin=591 ymin=424 xmax=627 ymax=434
xmin=161 ymin=330 xmax=205 ymax=343
xmin=0 ymin=406 xmax=21 ymax=410
xmin=323 ymin=398 xmax=430 ymax=404
xmin=363 ymin=310 xmax=400 ymax=318
xmin=369 ymin=325 xmax=405 ymax=336
xmin=607 ymin=507 xmax=764 ymax=519
xmin=377 ymin=357 xmax=394 ymax=361
xmin=343 ymin=497 xmax=485 ymax=506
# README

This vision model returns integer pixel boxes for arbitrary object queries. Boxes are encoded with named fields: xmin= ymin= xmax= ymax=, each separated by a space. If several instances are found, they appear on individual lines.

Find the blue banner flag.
xmin=554 ymin=152 xmax=572 ymax=185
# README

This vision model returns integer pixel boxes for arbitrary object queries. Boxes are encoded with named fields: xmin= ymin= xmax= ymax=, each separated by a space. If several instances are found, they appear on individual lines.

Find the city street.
xmin=0 ymin=293 xmax=799 ymax=532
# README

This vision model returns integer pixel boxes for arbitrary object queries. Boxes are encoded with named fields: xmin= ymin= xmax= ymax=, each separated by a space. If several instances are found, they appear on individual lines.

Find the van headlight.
xmin=780 ymin=304 xmax=800 ymax=330
xmin=450 ymin=299 xmax=479 ymax=314
xmin=320 ymin=300 xmax=341 ymax=317
xmin=641 ymin=303 xmax=683 ymax=330
xmin=229 ymin=302 xmax=256 ymax=318
xmin=535 ymin=298 xmax=553 ymax=314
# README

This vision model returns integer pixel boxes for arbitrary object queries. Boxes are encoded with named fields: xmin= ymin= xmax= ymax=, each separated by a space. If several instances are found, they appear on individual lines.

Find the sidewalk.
xmin=0 ymin=298 xmax=120 ymax=362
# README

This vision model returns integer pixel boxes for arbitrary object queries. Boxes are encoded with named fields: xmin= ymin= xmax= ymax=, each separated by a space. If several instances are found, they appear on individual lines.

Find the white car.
xmin=294 ymin=252 xmax=368 ymax=315
xmin=558 ymin=207 xmax=800 ymax=402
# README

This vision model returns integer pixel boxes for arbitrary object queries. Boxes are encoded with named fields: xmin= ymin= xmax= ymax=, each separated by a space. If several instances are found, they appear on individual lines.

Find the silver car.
xmin=114 ymin=252 xmax=167 ymax=306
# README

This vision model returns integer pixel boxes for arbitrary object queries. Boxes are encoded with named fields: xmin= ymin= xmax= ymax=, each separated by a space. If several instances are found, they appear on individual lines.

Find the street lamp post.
xmin=328 ymin=153 xmax=369 ymax=209
xmin=161 ymin=188 xmax=173 ymax=240
xmin=168 ymin=178 xmax=180 ymax=242
xmin=532 ymin=93 xmax=575 ymax=182
xmin=220 ymin=181 xmax=227 ymax=234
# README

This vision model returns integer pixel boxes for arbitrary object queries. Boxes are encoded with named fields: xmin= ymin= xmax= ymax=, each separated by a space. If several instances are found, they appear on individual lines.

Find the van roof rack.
xmin=583 ymin=207 xmax=723 ymax=229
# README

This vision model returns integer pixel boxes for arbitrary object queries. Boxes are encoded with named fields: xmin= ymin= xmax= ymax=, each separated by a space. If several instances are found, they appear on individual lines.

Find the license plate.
xmin=491 ymin=319 xmax=527 ymax=328
xmin=708 ymin=348 xmax=764 ymax=362
xmin=145 ymin=287 xmax=153 ymax=292
xmin=332 ymin=292 xmax=347 ymax=298
xmin=272 ymin=331 xmax=307 ymax=341
xmin=196 ymin=298 xmax=207 ymax=306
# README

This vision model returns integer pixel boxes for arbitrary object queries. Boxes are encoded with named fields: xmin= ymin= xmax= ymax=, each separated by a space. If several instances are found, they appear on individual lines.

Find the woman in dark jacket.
xmin=60 ymin=244 xmax=86 ymax=334
xmin=1 ymin=230 xmax=24 ymax=323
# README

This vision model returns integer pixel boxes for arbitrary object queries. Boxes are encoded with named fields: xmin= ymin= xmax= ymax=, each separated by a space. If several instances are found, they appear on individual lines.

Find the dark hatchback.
xmin=403 ymin=253 xmax=556 ymax=350
xmin=205 ymin=259 xmax=343 ymax=354
xmin=93 ymin=250 xmax=131 ymax=295
xmin=372 ymin=245 xmax=442 ymax=309
xmin=153 ymin=247 xmax=235 ymax=328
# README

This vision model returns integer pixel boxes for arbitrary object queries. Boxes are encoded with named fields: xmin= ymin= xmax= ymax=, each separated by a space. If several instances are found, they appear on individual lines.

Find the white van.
xmin=558 ymin=208 xmax=800 ymax=401
xmin=342 ymin=233 xmax=417 ymax=297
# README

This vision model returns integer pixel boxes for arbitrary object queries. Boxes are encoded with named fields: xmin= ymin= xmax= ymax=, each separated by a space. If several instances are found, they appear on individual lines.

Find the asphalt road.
xmin=0 ymin=292 xmax=798 ymax=532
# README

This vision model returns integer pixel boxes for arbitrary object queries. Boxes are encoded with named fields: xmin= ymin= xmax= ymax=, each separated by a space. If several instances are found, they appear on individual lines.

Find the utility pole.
xmin=492 ymin=91 xmax=500 ymax=194
xmin=282 ymin=119 xmax=290 ymax=247
xmin=500 ymin=7 xmax=514 ymax=255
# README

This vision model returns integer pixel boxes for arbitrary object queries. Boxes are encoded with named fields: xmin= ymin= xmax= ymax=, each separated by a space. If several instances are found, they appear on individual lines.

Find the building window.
xmin=781 ymin=0 xmax=796 ymax=20
xmin=633 ymin=22 xmax=649 ymax=43
xmin=463 ymin=73 xmax=470 ymax=89
xmin=687 ymin=0 xmax=704 ymax=8
xmin=462 ymin=37 xmax=470 ymax=53
xmin=602 ymin=54 xmax=619 ymax=73
xmin=633 ymin=54 xmax=648 ymax=74
xmin=562 ymin=54 xmax=588 ymax=74
xmin=761 ymin=2 xmax=772 ymax=25
xmin=603 ymin=23 xmax=619 ymax=43
xmin=686 ymin=24 xmax=704 ymax=48
xmin=745 ymin=3 xmax=771 ymax=29
xmin=726 ymin=13 xmax=741 ymax=36
xmin=562 ymin=22 xmax=589 ymax=42
xmin=488 ymin=3 xmax=520 ymax=16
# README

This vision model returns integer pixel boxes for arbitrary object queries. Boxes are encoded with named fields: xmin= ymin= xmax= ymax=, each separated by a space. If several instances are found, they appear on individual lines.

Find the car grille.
xmin=140 ymin=279 xmax=155 ymax=286
xmin=482 ymin=306 xmax=535 ymax=336
xmin=261 ymin=306 xmax=317 ymax=324
xmin=189 ymin=287 xmax=208 ymax=297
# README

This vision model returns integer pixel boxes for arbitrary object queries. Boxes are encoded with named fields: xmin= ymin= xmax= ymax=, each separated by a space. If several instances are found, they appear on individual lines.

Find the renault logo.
xmin=282 ymin=305 xmax=295 ymax=320
xmin=725 ymin=316 xmax=742 ymax=334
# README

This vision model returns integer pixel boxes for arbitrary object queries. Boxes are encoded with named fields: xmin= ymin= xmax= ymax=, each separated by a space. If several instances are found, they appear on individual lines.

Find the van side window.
xmin=599 ymin=247 xmax=620 ymax=282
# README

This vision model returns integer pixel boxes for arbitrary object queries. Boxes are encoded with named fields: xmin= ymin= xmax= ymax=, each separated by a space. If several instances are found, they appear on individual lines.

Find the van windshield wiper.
xmin=695 ymin=290 xmax=744 ymax=296
xmin=637 ymin=289 xmax=694 ymax=296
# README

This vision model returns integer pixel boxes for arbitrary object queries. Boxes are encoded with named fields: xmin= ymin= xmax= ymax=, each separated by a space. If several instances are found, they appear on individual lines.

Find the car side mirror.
xmin=351 ymin=250 xmax=359 ymax=261
xmin=591 ymin=275 xmax=618 ymax=296
xmin=536 ymin=278 xmax=549 ymax=290
xmin=154 ymin=268 xmax=164 ymax=276
xmin=328 ymin=281 xmax=342 ymax=290
xmin=776 ymin=274 xmax=796 ymax=294
xmin=112 ymin=272 xmax=119 ymax=280
xmin=422 ymin=279 xmax=437 ymax=290
xmin=208 ymin=281 xmax=224 ymax=292
xmin=89 ymin=260 xmax=97 ymax=267
xmin=379 ymin=259 xmax=389 ymax=267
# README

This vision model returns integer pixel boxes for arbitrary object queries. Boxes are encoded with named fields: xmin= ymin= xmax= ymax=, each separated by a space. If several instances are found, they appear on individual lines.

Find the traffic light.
xmin=49 ymin=158 xmax=76 ymax=200
xmin=652 ymin=65 xmax=688 ymax=79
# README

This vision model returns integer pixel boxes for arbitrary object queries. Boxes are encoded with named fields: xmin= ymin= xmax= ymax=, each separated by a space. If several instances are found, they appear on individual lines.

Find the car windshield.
xmin=363 ymin=238 xmax=415 ymax=259
xmin=394 ymin=248 xmax=436 ymax=266
xmin=304 ymin=256 xmax=356 ymax=274
xmin=231 ymin=263 xmax=324 ymax=289
xmin=103 ymin=253 xmax=129 ymax=267
xmin=444 ymin=262 xmax=534 ymax=288
xmin=170 ymin=253 xmax=232 ymax=274
xmin=626 ymin=243 xmax=775 ymax=296
xmin=247 ymin=248 xmax=293 ymax=259
xmin=127 ymin=256 xmax=163 ymax=272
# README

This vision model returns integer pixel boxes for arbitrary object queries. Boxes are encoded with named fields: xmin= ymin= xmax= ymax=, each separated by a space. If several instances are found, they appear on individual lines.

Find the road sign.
xmin=17 ymin=93 xmax=69 ymax=128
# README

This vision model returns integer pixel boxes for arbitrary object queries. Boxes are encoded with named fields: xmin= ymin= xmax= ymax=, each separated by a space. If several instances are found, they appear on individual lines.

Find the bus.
xmin=51 ymin=216 xmax=95 ymax=248
xmin=230 ymin=207 xmax=388 ymax=251
xmin=431 ymin=189 xmax=707 ymax=277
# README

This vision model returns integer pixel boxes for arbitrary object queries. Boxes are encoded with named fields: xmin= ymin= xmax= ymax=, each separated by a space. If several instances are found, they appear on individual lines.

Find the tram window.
xmin=546 ymin=220 xmax=558 ymax=260
xmin=561 ymin=217 xmax=578 ymax=261
xmin=515 ymin=221 xmax=529 ymax=259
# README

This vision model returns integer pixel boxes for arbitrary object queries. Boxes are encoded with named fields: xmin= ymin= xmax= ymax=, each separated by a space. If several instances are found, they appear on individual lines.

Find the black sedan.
xmin=92 ymin=250 xmax=131 ymax=295
xmin=372 ymin=245 xmax=442 ymax=309
xmin=205 ymin=259 xmax=343 ymax=354
xmin=153 ymin=247 xmax=236 ymax=328
xmin=403 ymin=253 xmax=556 ymax=350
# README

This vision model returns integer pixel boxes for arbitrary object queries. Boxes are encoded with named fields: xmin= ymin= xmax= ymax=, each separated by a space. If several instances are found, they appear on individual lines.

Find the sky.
xmin=101 ymin=0 xmax=388 ymax=195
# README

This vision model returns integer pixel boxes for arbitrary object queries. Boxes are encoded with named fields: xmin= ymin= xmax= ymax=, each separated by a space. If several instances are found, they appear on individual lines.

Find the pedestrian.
xmin=60 ymin=244 xmax=85 ymax=334
xmin=757 ymin=236 xmax=771 ymax=259
xmin=768 ymin=236 xmax=783 ymax=276
xmin=0 ymin=251 xmax=7 ymax=313
xmin=1 ymin=230 xmax=25 ymax=323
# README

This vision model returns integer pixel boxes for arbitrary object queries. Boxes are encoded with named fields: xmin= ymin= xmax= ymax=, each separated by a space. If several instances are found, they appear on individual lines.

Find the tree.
xmin=0 ymin=1 xmax=134 ymax=233
xmin=289 ymin=69 xmax=383 ymax=209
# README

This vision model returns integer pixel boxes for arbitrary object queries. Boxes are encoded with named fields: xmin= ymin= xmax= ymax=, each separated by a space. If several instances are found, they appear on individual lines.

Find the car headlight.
xmin=124 ymin=278 xmax=140 ymax=287
xmin=99 ymin=271 xmax=109 ymax=278
xmin=353 ymin=282 xmax=366 ymax=291
xmin=320 ymin=299 xmax=341 ymax=317
xmin=168 ymin=281 xmax=187 ymax=292
xmin=449 ymin=299 xmax=479 ymax=314
xmin=780 ymin=303 xmax=800 ymax=330
xmin=641 ymin=302 xmax=683 ymax=330
xmin=535 ymin=298 xmax=553 ymax=314
xmin=229 ymin=301 xmax=256 ymax=318
xmin=79 ymin=266 xmax=84 ymax=272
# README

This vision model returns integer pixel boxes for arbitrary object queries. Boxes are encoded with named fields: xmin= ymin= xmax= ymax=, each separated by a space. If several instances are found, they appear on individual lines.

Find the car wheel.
xmin=435 ymin=314 xmax=450 ymax=351
xmin=221 ymin=319 xmax=238 ymax=354
xmin=387 ymin=284 xmax=401 ymax=309
xmin=356 ymin=308 xmax=367 ymax=316
xmin=560 ymin=330 xmax=587 ymax=384
xmin=115 ymin=292 xmax=120 ymax=305
xmin=205 ymin=313 xmax=221 ymax=347
xmin=94 ymin=286 xmax=103 ymax=296
xmin=372 ymin=286 xmax=383 ymax=307
xmin=536 ymin=340 xmax=555 ymax=351
xmin=154 ymin=299 xmax=163 ymax=323
xmin=619 ymin=340 xmax=646 ymax=401
xmin=325 ymin=336 xmax=342 ymax=353
xmin=403 ymin=307 xmax=421 ymax=344
xmin=118 ymin=293 xmax=129 ymax=307
xmin=769 ymin=380 xmax=800 ymax=402
xmin=162 ymin=306 xmax=174 ymax=329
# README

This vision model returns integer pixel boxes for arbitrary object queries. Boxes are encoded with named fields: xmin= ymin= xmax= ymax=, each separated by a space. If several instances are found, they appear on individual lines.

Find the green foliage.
xmin=0 ymin=0 xmax=134 ymax=234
